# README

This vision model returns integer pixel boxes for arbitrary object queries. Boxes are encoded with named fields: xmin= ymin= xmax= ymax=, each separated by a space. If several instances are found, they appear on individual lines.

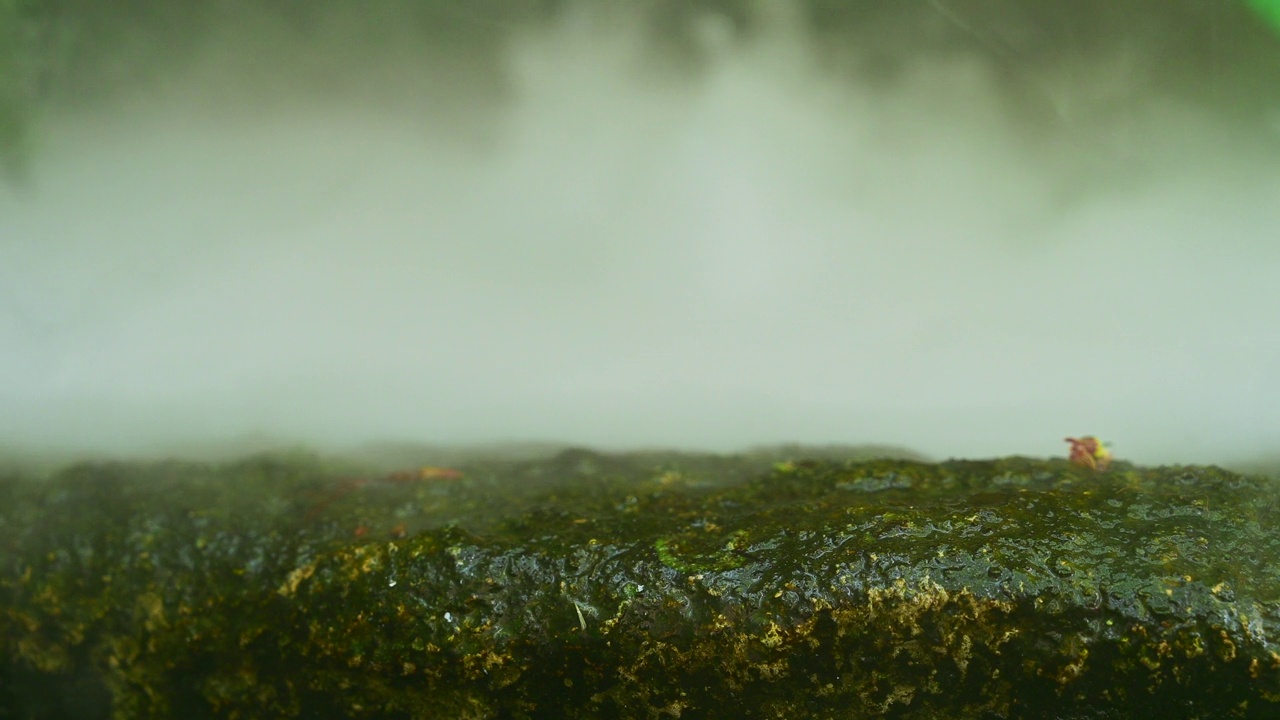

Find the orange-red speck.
xmin=1065 ymin=436 xmax=1112 ymax=472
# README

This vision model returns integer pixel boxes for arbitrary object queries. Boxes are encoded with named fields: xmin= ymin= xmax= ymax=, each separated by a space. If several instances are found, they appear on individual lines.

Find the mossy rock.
xmin=2 ymin=450 xmax=1279 ymax=718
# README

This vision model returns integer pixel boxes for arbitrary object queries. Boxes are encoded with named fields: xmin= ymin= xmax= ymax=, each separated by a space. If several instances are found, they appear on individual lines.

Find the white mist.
xmin=1 ymin=4 xmax=1277 ymax=465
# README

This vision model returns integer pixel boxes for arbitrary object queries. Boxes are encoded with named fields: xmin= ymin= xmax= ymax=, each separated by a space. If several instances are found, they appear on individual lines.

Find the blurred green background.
xmin=2 ymin=0 xmax=1279 ymax=176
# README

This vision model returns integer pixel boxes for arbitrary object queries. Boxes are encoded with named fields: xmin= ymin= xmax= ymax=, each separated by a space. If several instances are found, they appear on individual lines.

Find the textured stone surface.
xmin=2 ymin=450 xmax=1279 ymax=718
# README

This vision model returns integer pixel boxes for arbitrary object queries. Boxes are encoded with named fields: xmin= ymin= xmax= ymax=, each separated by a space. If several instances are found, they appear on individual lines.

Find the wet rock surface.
xmin=2 ymin=450 xmax=1279 ymax=718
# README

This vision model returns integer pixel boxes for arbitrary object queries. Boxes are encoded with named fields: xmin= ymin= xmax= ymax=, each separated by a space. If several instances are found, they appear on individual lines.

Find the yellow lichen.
xmin=277 ymin=562 xmax=317 ymax=597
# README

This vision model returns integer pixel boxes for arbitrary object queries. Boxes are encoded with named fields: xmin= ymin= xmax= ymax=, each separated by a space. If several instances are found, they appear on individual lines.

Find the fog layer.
xmin=2 ymin=3 xmax=1278 ymax=464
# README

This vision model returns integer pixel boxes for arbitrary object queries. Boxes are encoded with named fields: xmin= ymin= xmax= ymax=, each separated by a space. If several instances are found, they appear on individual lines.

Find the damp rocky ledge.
xmin=2 ymin=448 xmax=1279 ymax=719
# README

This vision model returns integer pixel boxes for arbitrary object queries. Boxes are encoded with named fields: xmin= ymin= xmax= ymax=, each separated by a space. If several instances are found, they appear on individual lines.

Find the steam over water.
xmin=1 ymin=2 xmax=1278 ymax=465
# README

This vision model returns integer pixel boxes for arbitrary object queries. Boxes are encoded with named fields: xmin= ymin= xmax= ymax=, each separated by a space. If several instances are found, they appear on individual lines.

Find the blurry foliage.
xmin=0 ymin=0 xmax=31 ymax=178
xmin=1248 ymin=0 xmax=1280 ymax=30
xmin=0 ymin=0 xmax=1277 ymax=172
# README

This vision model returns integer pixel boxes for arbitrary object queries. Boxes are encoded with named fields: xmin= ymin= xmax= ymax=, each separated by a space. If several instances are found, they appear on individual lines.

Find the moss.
xmin=2 ymin=450 xmax=1280 ymax=718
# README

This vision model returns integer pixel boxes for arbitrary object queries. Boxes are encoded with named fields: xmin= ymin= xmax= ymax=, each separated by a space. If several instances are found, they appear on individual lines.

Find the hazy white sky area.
xmin=1 ymin=4 xmax=1278 ymax=465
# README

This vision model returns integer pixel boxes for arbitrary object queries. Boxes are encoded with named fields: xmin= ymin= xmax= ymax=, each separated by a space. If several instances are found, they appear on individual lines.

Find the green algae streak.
xmin=3 ymin=450 xmax=1280 ymax=718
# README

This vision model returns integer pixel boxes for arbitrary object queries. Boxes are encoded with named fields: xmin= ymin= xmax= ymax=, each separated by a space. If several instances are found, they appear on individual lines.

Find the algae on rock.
xmin=2 ymin=450 xmax=1279 ymax=718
